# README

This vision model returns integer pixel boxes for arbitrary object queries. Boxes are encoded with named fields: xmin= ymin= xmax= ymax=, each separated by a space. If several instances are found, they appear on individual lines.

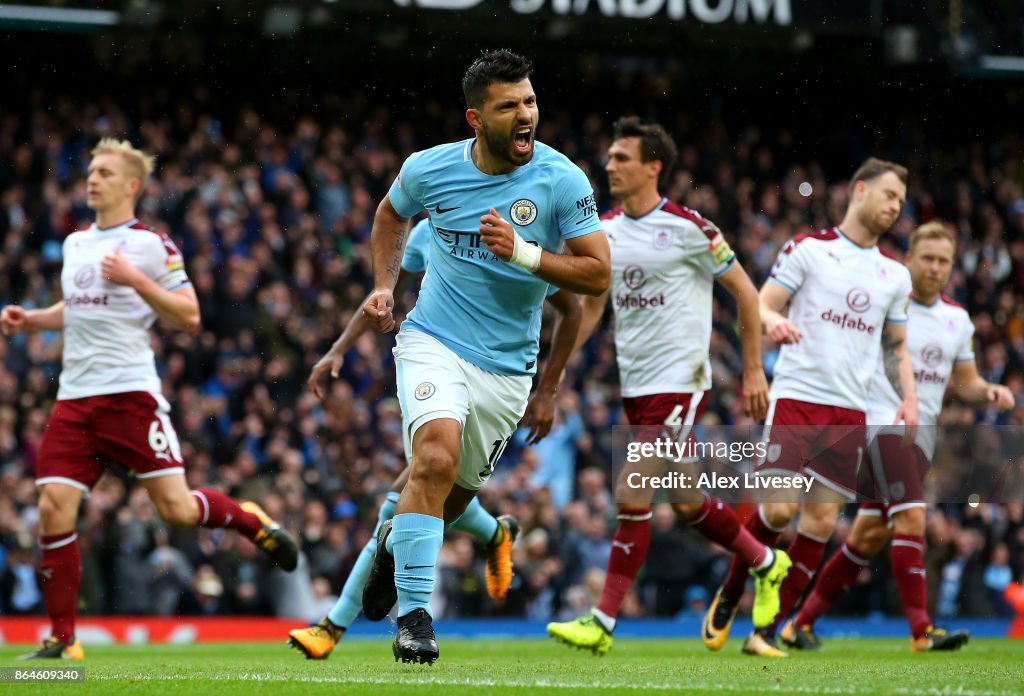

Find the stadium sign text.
xmin=393 ymin=0 xmax=792 ymax=25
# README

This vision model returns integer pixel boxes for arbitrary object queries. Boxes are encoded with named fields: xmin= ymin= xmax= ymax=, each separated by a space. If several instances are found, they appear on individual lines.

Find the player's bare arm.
xmin=1 ymin=301 xmax=65 ymax=336
xmin=101 ymin=249 xmax=200 ymax=334
xmin=951 ymin=359 xmax=1016 ymax=411
xmin=364 ymin=195 xmax=411 ymax=332
xmin=881 ymin=321 xmax=919 ymax=426
xmin=572 ymin=288 xmax=609 ymax=355
xmin=717 ymin=263 xmax=769 ymax=421
xmin=310 ymin=268 xmax=421 ymax=401
xmin=759 ymin=280 xmax=802 ymax=344
xmin=521 ymin=289 xmax=582 ymax=444
xmin=478 ymin=209 xmax=610 ymax=296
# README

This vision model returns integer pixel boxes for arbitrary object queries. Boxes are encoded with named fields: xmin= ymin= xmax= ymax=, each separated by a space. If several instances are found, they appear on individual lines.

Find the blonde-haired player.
xmin=780 ymin=221 xmax=1014 ymax=652
xmin=91 ymin=136 xmax=157 ymax=186
xmin=3 ymin=139 xmax=298 ymax=660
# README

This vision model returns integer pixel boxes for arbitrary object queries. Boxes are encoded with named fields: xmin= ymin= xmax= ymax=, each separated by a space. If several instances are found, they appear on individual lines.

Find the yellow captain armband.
xmin=710 ymin=235 xmax=734 ymax=266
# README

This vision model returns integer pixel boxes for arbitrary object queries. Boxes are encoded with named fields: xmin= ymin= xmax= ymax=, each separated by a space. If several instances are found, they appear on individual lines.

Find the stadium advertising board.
xmin=393 ymin=0 xmax=793 ymax=23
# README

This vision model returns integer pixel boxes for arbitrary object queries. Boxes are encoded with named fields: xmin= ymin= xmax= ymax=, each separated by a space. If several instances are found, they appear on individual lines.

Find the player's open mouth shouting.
xmin=513 ymin=124 xmax=533 ymax=156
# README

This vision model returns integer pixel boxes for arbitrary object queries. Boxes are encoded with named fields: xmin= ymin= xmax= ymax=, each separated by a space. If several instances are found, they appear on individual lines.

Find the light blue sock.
xmin=327 ymin=493 xmax=399 ymax=628
xmin=386 ymin=512 xmax=444 ymax=618
xmin=448 ymin=497 xmax=499 ymax=544
xmin=376 ymin=494 xmax=400 ymax=531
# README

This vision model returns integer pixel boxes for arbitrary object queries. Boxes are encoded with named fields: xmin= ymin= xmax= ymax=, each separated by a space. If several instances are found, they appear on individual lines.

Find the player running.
xmin=360 ymin=49 xmax=610 ymax=664
xmin=288 ymin=218 xmax=581 ymax=659
xmin=780 ymin=221 xmax=1013 ymax=653
xmin=705 ymin=158 xmax=919 ymax=658
xmin=3 ymin=139 xmax=297 ymax=660
xmin=547 ymin=117 xmax=790 ymax=657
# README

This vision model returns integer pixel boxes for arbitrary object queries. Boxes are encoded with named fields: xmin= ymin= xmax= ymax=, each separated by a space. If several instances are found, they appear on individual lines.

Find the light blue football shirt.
xmin=401 ymin=218 xmax=431 ymax=275
xmin=402 ymin=216 xmax=557 ymax=295
xmin=388 ymin=138 xmax=601 ymax=375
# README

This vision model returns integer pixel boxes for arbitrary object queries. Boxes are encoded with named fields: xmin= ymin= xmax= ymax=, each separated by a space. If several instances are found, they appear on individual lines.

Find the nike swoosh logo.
xmin=702 ymin=617 xmax=718 ymax=641
xmin=404 ymin=564 xmax=433 ymax=570
xmin=433 ymin=203 xmax=460 ymax=214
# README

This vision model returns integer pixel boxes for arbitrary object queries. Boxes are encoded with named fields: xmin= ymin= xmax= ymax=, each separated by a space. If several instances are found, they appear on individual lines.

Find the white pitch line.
xmin=83 ymin=672 xmax=1016 ymax=695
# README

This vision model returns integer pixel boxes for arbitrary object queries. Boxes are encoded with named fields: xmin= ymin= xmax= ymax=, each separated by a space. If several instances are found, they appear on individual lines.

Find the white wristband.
xmin=509 ymin=230 xmax=542 ymax=273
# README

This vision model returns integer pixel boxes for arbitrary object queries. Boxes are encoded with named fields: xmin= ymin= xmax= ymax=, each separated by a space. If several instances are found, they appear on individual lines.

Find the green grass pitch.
xmin=2 ymin=639 xmax=1021 ymax=695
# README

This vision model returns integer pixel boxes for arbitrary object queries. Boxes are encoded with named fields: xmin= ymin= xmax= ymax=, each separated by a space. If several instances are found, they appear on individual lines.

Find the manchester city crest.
xmin=415 ymin=382 xmax=435 ymax=400
xmin=510 ymin=199 xmax=538 ymax=226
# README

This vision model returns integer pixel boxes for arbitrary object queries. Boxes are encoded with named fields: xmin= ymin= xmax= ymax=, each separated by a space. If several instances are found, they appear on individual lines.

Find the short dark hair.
xmin=850 ymin=157 xmax=908 ymax=193
xmin=462 ymin=49 xmax=534 ymax=109
xmin=613 ymin=116 xmax=678 ymax=190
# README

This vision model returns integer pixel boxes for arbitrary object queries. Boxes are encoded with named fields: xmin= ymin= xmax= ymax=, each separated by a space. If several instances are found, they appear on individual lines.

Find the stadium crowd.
xmin=1 ymin=86 xmax=1023 ymax=625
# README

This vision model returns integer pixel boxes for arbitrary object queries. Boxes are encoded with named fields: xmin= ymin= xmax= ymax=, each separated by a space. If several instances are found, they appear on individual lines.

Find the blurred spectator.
xmin=519 ymin=393 xmax=585 ymax=509
xmin=641 ymin=507 xmax=703 ymax=617
xmin=437 ymin=535 xmax=485 ymax=618
xmin=984 ymin=543 xmax=1015 ymax=618
xmin=180 ymin=565 xmax=228 ymax=616
xmin=0 ymin=536 xmax=42 ymax=614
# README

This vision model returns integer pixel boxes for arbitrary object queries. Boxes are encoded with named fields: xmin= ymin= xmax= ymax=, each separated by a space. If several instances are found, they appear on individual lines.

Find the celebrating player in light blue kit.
xmin=361 ymin=49 xmax=610 ymax=664
xmin=288 ymin=219 xmax=582 ymax=660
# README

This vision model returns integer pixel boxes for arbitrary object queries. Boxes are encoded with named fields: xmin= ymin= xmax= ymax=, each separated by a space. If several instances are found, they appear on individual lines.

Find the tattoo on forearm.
xmin=385 ymin=228 xmax=406 ymax=281
xmin=386 ymin=257 xmax=401 ymax=281
xmin=882 ymin=333 xmax=905 ymax=398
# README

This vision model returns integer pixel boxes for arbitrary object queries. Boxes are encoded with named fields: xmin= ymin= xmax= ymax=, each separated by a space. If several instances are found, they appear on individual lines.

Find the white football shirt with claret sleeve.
xmin=58 ymin=220 xmax=191 ymax=400
xmin=767 ymin=227 xmax=912 ymax=412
